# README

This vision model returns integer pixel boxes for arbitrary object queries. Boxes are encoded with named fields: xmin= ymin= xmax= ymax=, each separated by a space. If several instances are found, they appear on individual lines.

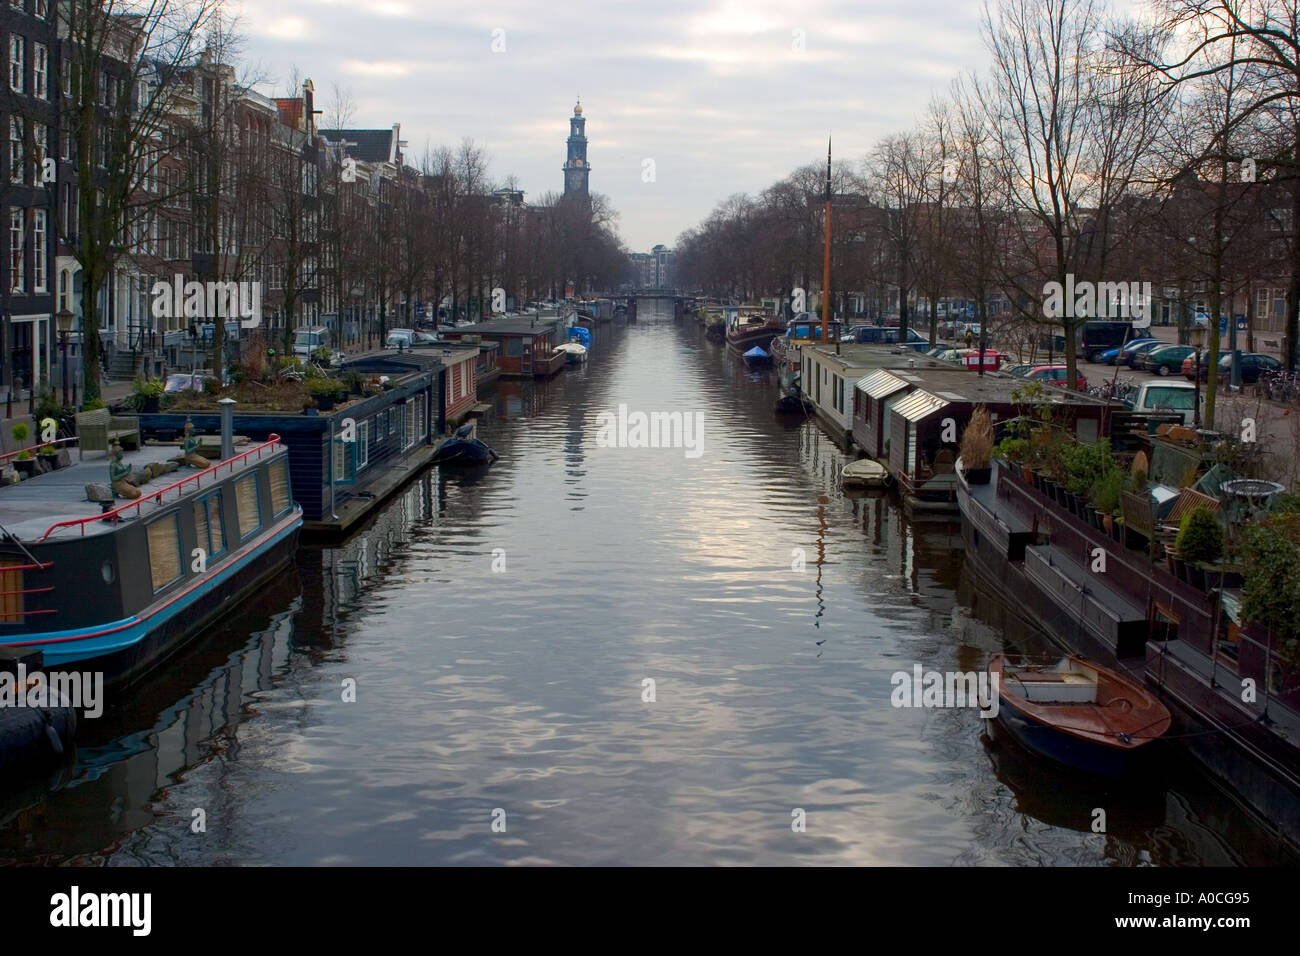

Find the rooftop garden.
xmin=122 ymin=351 xmax=391 ymax=416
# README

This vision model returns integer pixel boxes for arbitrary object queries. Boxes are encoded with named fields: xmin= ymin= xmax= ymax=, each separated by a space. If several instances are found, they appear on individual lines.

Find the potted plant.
xmin=39 ymin=445 xmax=61 ymax=470
xmin=1176 ymin=507 xmax=1223 ymax=591
xmin=994 ymin=437 xmax=1031 ymax=482
xmin=959 ymin=406 xmax=994 ymax=484
xmin=132 ymin=376 xmax=166 ymax=413
xmin=306 ymin=377 xmax=342 ymax=411
xmin=10 ymin=424 xmax=35 ymax=477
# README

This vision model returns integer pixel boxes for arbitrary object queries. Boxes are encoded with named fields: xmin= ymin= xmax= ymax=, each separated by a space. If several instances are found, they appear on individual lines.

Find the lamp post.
xmin=57 ymin=308 xmax=74 ymax=407
xmin=1190 ymin=324 xmax=1205 ymax=429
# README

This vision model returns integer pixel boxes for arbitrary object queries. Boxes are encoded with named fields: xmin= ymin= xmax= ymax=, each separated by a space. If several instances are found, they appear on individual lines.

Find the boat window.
xmin=356 ymin=420 xmax=369 ymax=470
xmin=269 ymin=461 xmax=292 ymax=517
xmin=147 ymin=514 xmax=184 ymax=592
xmin=333 ymin=437 xmax=354 ymax=485
xmin=506 ymin=338 xmax=523 ymax=357
xmin=235 ymin=475 xmax=261 ymax=538
xmin=194 ymin=492 xmax=226 ymax=560
xmin=404 ymin=399 xmax=417 ymax=449
xmin=0 ymin=559 xmax=24 ymax=622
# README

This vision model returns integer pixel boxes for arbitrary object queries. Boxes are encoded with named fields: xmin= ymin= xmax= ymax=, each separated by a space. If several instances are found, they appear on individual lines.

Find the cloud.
xmin=237 ymin=0 xmax=987 ymax=250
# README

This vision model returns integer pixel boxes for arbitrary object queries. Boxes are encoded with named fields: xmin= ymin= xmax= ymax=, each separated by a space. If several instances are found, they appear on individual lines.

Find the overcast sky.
xmin=232 ymin=0 xmax=992 ymax=253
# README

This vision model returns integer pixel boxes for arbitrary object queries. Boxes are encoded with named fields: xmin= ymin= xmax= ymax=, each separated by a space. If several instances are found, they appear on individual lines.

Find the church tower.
xmin=563 ymin=100 xmax=590 ymax=198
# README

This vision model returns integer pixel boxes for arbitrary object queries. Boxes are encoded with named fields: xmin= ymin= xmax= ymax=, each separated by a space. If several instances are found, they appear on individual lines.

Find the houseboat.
xmin=957 ymin=457 xmax=1300 ymax=848
xmin=441 ymin=316 xmax=567 ymax=378
xmin=141 ymin=349 xmax=445 ymax=536
xmin=0 ymin=435 xmax=301 ymax=688
xmin=851 ymin=367 xmax=1111 ymax=513
xmin=725 ymin=310 xmax=784 ymax=355
xmin=771 ymin=313 xmax=843 ymax=399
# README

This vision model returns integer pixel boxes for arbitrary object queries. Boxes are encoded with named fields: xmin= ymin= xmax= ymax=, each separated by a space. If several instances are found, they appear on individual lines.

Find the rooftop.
xmin=445 ymin=316 xmax=564 ymax=336
xmin=0 ymin=443 xmax=270 ymax=543
xmin=860 ymin=366 xmax=1113 ymax=407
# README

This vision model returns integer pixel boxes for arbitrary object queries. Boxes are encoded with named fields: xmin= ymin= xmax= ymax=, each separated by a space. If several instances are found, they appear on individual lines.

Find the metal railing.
xmin=38 ymin=435 xmax=283 ymax=541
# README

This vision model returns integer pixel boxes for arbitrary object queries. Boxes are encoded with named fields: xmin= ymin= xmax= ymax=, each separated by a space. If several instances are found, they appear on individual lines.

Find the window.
xmin=30 ymin=122 xmax=44 ymax=182
xmin=404 ymin=399 xmax=416 ymax=449
xmin=194 ymin=492 xmax=226 ymax=561
xmin=0 ymin=559 xmax=24 ymax=622
xmin=356 ymin=420 xmax=369 ymax=470
xmin=32 ymin=42 xmax=45 ymax=99
xmin=9 ymin=207 xmax=22 ymax=292
xmin=505 ymin=338 xmax=522 ymax=357
xmin=235 ymin=474 xmax=261 ymax=538
xmin=32 ymin=209 xmax=44 ymax=292
xmin=333 ymin=436 xmax=354 ymax=484
xmin=9 ymin=36 xmax=22 ymax=93
xmin=147 ymin=515 xmax=183 ymax=592
xmin=269 ymin=461 xmax=292 ymax=516
xmin=9 ymin=117 xmax=22 ymax=184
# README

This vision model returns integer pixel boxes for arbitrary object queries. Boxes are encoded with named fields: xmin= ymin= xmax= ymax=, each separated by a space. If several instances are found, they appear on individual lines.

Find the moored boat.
xmin=557 ymin=342 xmax=589 ymax=364
xmin=432 ymin=422 xmax=499 ymax=465
xmin=742 ymin=346 xmax=772 ymax=367
xmin=726 ymin=311 xmax=785 ymax=354
xmin=841 ymin=458 xmax=890 ymax=488
xmin=989 ymin=653 xmax=1171 ymax=777
xmin=0 ymin=434 xmax=302 ymax=688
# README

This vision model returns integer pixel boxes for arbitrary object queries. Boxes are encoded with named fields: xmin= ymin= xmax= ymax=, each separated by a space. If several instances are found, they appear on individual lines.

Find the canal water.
xmin=2 ymin=301 xmax=1294 ymax=865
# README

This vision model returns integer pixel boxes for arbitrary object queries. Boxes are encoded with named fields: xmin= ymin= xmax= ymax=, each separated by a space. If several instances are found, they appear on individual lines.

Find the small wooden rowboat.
xmin=841 ymin=458 xmax=890 ymax=488
xmin=988 ymin=654 xmax=1171 ymax=777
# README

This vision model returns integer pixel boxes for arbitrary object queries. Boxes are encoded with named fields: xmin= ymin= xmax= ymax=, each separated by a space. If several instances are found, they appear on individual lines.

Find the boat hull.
xmin=8 ymin=511 xmax=301 ymax=689
xmin=432 ymin=437 xmax=498 ymax=465
xmin=994 ymin=692 xmax=1143 ymax=778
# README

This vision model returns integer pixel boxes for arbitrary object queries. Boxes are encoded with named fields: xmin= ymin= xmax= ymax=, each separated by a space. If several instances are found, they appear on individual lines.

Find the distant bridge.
xmin=626 ymin=289 xmax=684 ymax=299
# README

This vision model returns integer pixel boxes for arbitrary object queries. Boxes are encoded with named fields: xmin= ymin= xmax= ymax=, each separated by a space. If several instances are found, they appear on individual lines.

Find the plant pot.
xmin=1165 ymin=544 xmax=1178 ymax=575
xmin=1186 ymin=563 xmax=1207 ymax=590
xmin=40 ymin=455 xmax=60 ymax=471
xmin=1041 ymin=477 xmax=1055 ymax=497
xmin=1020 ymin=466 xmax=1032 ymax=483
xmin=315 ymin=395 xmax=335 ymax=411
xmin=1032 ymin=472 xmax=1043 ymax=492
xmin=1219 ymin=568 xmax=1244 ymax=589
xmin=13 ymin=458 xmax=35 ymax=478
xmin=965 ymin=466 xmax=991 ymax=485
xmin=303 ymin=406 xmax=320 ymax=416
xmin=1103 ymin=513 xmax=1114 ymax=534
xmin=1083 ymin=504 xmax=1097 ymax=527
xmin=143 ymin=396 xmax=161 ymax=413
xmin=1172 ymin=556 xmax=1188 ymax=582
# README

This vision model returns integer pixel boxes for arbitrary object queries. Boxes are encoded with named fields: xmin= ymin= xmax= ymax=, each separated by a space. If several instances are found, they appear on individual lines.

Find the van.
xmin=293 ymin=326 xmax=334 ymax=358
xmin=1080 ymin=321 xmax=1136 ymax=363
xmin=1131 ymin=381 xmax=1199 ymax=426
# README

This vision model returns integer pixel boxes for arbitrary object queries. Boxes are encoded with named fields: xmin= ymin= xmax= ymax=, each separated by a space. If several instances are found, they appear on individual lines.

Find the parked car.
xmin=1100 ymin=337 xmax=1159 ymax=365
xmin=1185 ymin=351 xmax=1282 ymax=384
xmin=1004 ymin=363 xmax=1034 ymax=376
xmin=163 ymin=372 xmax=218 ymax=394
xmin=386 ymin=328 xmax=440 ymax=348
xmin=935 ymin=348 xmax=965 ymax=363
xmin=1026 ymin=365 xmax=1088 ymax=390
xmin=1080 ymin=320 xmax=1138 ymax=362
xmin=1138 ymin=344 xmax=1196 ymax=376
xmin=1120 ymin=339 xmax=1167 ymax=367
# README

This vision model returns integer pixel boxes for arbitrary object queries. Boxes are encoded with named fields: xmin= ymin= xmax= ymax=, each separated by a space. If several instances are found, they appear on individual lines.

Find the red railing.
xmin=0 ymin=436 xmax=79 ymax=466
xmin=38 ymin=435 xmax=283 ymax=541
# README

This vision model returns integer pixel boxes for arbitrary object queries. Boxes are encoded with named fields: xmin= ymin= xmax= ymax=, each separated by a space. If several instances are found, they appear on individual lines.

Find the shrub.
xmin=11 ymin=422 xmax=28 ymax=444
xmin=81 ymin=397 xmax=106 ymax=411
xmin=1061 ymin=438 xmax=1112 ymax=496
xmin=995 ymin=436 xmax=1030 ymax=464
xmin=1091 ymin=468 xmax=1123 ymax=514
xmin=306 ymin=377 xmax=343 ymax=398
xmin=1176 ymin=507 xmax=1223 ymax=564
xmin=960 ymin=406 xmax=994 ymax=470
xmin=1242 ymin=515 xmax=1300 ymax=678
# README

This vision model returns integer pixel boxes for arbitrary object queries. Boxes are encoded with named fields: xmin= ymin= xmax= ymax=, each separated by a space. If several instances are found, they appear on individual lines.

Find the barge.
xmin=0 ymin=435 xmax=301 ymax=689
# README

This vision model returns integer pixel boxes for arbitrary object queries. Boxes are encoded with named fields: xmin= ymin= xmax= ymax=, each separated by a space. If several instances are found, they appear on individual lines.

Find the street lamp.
xmin=57 ymin=308 xmax=75 ymax=407
xmin=1190 ymin=324 xmax=1205 ymax=429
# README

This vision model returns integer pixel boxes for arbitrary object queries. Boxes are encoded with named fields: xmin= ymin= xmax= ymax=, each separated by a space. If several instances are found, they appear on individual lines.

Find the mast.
xmin=822 ymin=136 xmax=832 ymax=346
